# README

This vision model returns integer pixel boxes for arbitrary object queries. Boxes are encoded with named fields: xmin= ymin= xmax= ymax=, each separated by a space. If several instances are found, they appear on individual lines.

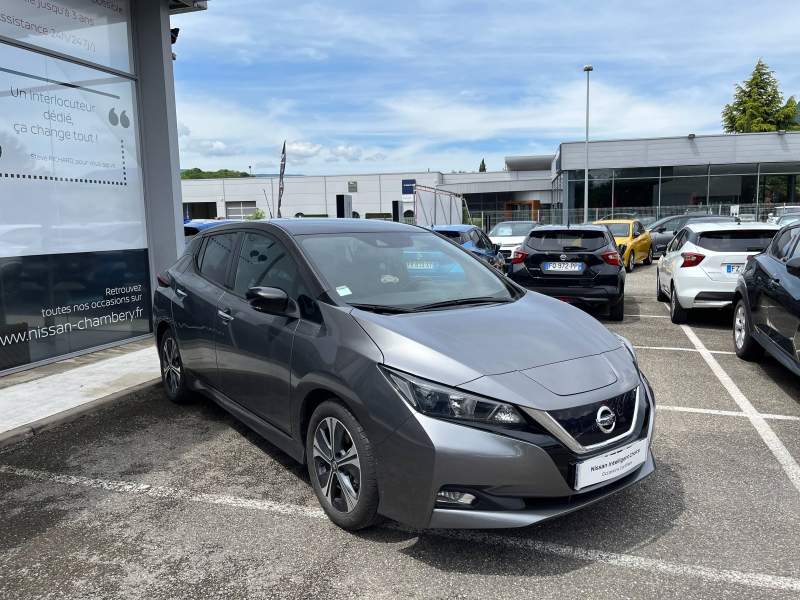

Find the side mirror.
xmin=787 ymin=257 xmax=800 ymax=276
xmin=246 ymin=286 xmax=289 ymax=314
xmin=672 ymin=230 xmax=678 ymax=235
xmin=656 ymin=227 xmax=666 ymax=233
xmin=492 ymin=243 xmax=501 ymax=254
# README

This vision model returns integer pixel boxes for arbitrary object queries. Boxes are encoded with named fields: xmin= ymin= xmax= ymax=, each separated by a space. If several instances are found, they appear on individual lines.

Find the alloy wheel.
xmin=734 ymin=305 xmax=747 ymax=349
xmin=312 ymin=417 xmax=361 ymax=513
xmin=161 ymin=337 xmax=181 ymax=395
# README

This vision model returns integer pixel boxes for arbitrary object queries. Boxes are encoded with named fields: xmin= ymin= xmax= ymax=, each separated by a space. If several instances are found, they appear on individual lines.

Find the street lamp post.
xmin=583 ymin=65 xmax=593 ymax=224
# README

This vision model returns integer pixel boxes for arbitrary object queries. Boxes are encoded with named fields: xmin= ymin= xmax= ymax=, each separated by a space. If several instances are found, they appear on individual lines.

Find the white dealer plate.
xmin=407 ymin=261 xmax=436 ymax=270
xmin=574 ymin=438 xmax=648 ymax=490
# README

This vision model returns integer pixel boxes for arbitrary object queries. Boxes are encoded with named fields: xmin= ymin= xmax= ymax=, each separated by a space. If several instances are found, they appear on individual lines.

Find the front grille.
xmin=546 ymin=388 xmax=637 ymax=447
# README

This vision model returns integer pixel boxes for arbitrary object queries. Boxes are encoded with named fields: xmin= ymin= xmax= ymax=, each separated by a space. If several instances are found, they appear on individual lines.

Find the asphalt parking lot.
xmin=1 ymin=264 xmax=799 ymax=599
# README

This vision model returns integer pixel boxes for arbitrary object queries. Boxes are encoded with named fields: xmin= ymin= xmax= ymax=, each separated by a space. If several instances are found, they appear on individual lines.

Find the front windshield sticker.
xmin=335 ymin=285 xmax=352 ymax=296
xmin=381 ymin=275 xmax=399 ymax=283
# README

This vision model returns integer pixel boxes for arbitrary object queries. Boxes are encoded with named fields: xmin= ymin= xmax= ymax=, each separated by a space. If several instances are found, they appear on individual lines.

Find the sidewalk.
xmin=0 ymin=338 xmax=161 ymax=448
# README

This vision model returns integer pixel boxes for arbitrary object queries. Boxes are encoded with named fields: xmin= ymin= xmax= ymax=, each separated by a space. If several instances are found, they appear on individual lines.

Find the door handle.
xmin=175 ymin=287 xmax=188 ymax=298
xmin=217 ymin=309 xmax=234 ymax=322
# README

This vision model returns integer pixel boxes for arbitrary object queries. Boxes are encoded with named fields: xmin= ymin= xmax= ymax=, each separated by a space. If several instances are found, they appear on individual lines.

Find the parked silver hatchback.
xmin=153 ymin=219 xmax=655 ymax=530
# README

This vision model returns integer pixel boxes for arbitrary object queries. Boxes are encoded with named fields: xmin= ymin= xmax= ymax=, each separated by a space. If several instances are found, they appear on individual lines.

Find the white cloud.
xmin=285 ymin=141 xmax=323 ymax=158
xmin=255 ymin=160 xmax=277 ymax=169
xmin=364 ymin=152 xmax=388 ymax=162
xmin=324 ymin=156 xmax=340 ymax=163
xmin=181 ymin=138 xmax=237 ymax=157
xmin=330 ymin=145 xmax=362 ymax=162
xmin=177 ymin=123 xmax=191 ymax=138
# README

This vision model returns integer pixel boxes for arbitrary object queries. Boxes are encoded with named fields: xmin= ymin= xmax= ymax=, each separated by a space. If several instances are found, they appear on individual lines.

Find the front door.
xmin=214 ymin=231 xmax=300 ymax=433
xmin=768 ymin=235 xmax=800 ymax=359
xmin=172 ymin=231 xmax=238 ymax=389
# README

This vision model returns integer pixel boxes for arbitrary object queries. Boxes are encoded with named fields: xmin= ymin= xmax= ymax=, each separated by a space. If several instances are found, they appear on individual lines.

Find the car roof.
xmin=494 ymin=221 xmax=537 ymax=225
xmin=262 ymin=218 xmax=422 ymax=236
xmin=431 ymin=224 xmax=474 ymax=232
xmin=594 ymin=219 xmax=636 ymax=225
xmin=532 ymin=224 xmax=610 ymax=233
xmin=685 ymin=222 xmax=781 ymax=233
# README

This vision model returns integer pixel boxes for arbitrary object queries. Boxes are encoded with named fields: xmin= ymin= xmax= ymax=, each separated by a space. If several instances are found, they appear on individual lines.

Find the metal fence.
xmin=468 ymin=203 xmax=782 ymax=231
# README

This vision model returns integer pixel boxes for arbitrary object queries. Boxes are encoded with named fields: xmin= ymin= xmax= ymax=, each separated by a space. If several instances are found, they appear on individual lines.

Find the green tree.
xmin=722 ymin=59 xmax=799 ymax=133
xmin=245 ymin=207 xmax=267 ymax=220
xmin=479 ymin=158 xmax=487 ymax=172
xmin=180 ymin=168 xmax=251 ymax=179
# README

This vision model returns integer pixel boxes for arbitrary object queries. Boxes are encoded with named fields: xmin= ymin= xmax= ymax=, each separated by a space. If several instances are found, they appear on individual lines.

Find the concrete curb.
xmin=0 ymin=378 xmax=162 ymax=450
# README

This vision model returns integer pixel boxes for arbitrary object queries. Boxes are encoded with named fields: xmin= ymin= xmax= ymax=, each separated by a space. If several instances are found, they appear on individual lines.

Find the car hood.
xmin=351 ymin=291 xmax=624 ymax=394
xmin=613 ymin=236 xmax=634 ymax=246
xmin=490 ymin=236 xmax=527 ymax=247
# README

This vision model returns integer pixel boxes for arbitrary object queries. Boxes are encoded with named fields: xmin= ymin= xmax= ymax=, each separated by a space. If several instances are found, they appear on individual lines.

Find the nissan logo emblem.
xmin=560 ymin=254 xmax=567 ymax=261
xmin=596 ymin=406 xmax=616 ymax=434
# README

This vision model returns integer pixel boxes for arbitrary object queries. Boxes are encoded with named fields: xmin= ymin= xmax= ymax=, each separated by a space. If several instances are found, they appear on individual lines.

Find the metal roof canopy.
xmin=169 ymin=0 xmax=208 ymax=14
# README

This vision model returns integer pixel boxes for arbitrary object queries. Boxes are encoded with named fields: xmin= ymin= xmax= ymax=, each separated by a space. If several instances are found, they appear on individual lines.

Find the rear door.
xmin=522 ymin=229 xmax=609 ymax=284
xmin=757 ymin=228 xmax=798 ymax=342
xmin=661 ymin=228 xmax=691 ymax=289
xmin=172 ymin=231 xmax=238 ymax=388
xmin=696 ymin=229 xmax=777 ymax=283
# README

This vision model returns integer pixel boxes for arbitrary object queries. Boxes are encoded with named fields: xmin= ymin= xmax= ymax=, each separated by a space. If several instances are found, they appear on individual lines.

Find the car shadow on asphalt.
xmin=351 ymin=459 xmax=685 ymax=577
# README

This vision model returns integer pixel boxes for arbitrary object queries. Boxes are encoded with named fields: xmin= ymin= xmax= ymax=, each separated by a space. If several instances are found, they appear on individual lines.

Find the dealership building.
xmin=0 ymin=0 xmax=201 ymax=374
xmin=182 ymin=130 xmax=800 ymax=226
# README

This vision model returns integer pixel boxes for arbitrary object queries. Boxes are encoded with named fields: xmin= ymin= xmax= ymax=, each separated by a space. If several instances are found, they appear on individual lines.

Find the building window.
xmin=348 ymin=181 xmax=358 ymax=193
xmin=226 ymin=201 xmax=257 ymax=219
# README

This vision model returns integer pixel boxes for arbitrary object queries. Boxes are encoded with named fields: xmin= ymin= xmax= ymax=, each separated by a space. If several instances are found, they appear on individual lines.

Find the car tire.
xmin=625 ymin=251 xmax=634 ymax=273
xmin=643 ymin=245 xmax=653 ymax=266
xmin=307 ymin=400 xmax=382 ymax=530
xmin=656 ymin=271 xmax=669 ymax=302
xmin=609 ymin=291 xmax=625 ymax=321
xmin=733 ymin=300 xmax=765 ymax=361
xmin=160 ymin=330 xmax=191 ymax=404
xmin=670 ymin=285 xmax=690 ymax=324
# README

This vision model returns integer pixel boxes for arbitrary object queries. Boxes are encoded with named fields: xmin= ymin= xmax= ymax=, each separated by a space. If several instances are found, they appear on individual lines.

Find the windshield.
xmin=526 ymin=230 xmax=609 ymax=251
xmin=489 ymin=222 xmax=537 ymax=237
xmin=778 ymin=214 xmax=800 ymax=226
xmin=696 ymin=230 xmax=777 ymax=252
xmin=602 ymin=223 xmax=631 ymax=237
xmin=299 ymin=231 xmax=515 ymax=310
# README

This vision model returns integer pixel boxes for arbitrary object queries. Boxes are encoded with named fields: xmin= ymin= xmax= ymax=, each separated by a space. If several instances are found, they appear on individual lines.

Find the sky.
xmin=171 ymin=0 xmax=800 ymax=175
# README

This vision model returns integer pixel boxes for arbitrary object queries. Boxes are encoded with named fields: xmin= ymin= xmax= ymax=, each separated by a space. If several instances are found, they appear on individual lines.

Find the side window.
xmin=468 ymin=230 xmax=482 ymax=247
xmin=234 ymin=232 xmax=322 ymax=323
xmin=771 ymin=229 xmax=795 ymax=260
xmin=661 ymin=218 xmax=682 ymax=233
xmin=478 ymin=231 xmax=493 ymax=250
xmin=633 ymin=222 xmax=642 ymax=237
xmin=234 ymin=232 xmax=297 ymax=296
xmin=199 ymin=232 xmax=237 ymax=287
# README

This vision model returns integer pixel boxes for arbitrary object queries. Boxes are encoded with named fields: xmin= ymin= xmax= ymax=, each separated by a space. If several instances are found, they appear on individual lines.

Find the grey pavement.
xmin=1 ymin=264 xmax=799 ymax=599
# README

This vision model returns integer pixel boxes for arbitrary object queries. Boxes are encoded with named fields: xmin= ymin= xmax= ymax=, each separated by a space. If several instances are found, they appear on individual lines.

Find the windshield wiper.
xmin=348 ymin=303 xmax=412 ymax=314
xmin=746 ymin=246 xmax=766 ymax=252
xmin=412 ymin=297 xmax=512 ymax=312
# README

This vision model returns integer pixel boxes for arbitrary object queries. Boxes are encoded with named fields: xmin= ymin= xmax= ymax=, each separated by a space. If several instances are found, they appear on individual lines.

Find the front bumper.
xmin=374 ymin=376 xmax=655 ymax=529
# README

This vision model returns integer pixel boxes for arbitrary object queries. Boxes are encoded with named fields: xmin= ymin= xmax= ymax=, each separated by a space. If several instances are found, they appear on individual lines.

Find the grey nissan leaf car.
xmin=153 ymin=219 xmax=655 ymax=531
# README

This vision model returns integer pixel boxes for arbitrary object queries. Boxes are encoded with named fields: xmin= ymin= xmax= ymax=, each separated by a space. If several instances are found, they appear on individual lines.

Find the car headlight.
xmin=381 ymin=367 xmax=524 ymax=424
xmin=614 ymin=334 xmax=638 ymax=370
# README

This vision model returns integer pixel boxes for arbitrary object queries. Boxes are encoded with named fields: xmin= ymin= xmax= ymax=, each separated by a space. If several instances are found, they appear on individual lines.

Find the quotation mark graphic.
xmin=108 ymin=108 xmax=130 ymax=128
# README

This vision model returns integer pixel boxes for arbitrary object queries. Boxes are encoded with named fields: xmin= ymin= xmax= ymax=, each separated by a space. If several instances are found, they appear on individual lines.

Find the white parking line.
xmin=657 ymin=405 xmax=800 ymax=421
xmin=625 ymin=314 xmax=670 ymax=318
xmin=680 ymin=325 xmax=800 ymax=494
xmin=634 ymin=346 xmax=735 ymax=355
xmin=2 ymin=465 xmax=800 ymax=593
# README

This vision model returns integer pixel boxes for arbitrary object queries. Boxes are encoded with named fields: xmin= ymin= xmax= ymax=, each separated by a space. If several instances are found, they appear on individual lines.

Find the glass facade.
xmin=565 ymin=163 xmax=800 ymax=221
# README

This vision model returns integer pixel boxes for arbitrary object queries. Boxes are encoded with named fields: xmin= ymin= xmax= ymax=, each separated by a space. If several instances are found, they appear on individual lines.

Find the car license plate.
xmin=574 ymin=438 xmax=648 ymax=490
xmin=725 ymin=264 xmax=744 ymax=274
xmin=544 ymin=262 xmax=583 ymax=272
xmin=407 ymin=261 xmax=435 ymax=270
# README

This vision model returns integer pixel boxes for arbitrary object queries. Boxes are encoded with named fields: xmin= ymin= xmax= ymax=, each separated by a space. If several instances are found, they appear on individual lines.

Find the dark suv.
xmin=732 ymin=222 xmax=800 ymax=375
xmin=507 ymin=225 xmax=626 ymax=320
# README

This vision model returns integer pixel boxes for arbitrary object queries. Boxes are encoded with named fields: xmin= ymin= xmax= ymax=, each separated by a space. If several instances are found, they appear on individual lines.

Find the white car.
xmin=488 ymin=221 xmax=539 ymax=263
xmin=656 ymin=222 xmax=780 ymax=323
